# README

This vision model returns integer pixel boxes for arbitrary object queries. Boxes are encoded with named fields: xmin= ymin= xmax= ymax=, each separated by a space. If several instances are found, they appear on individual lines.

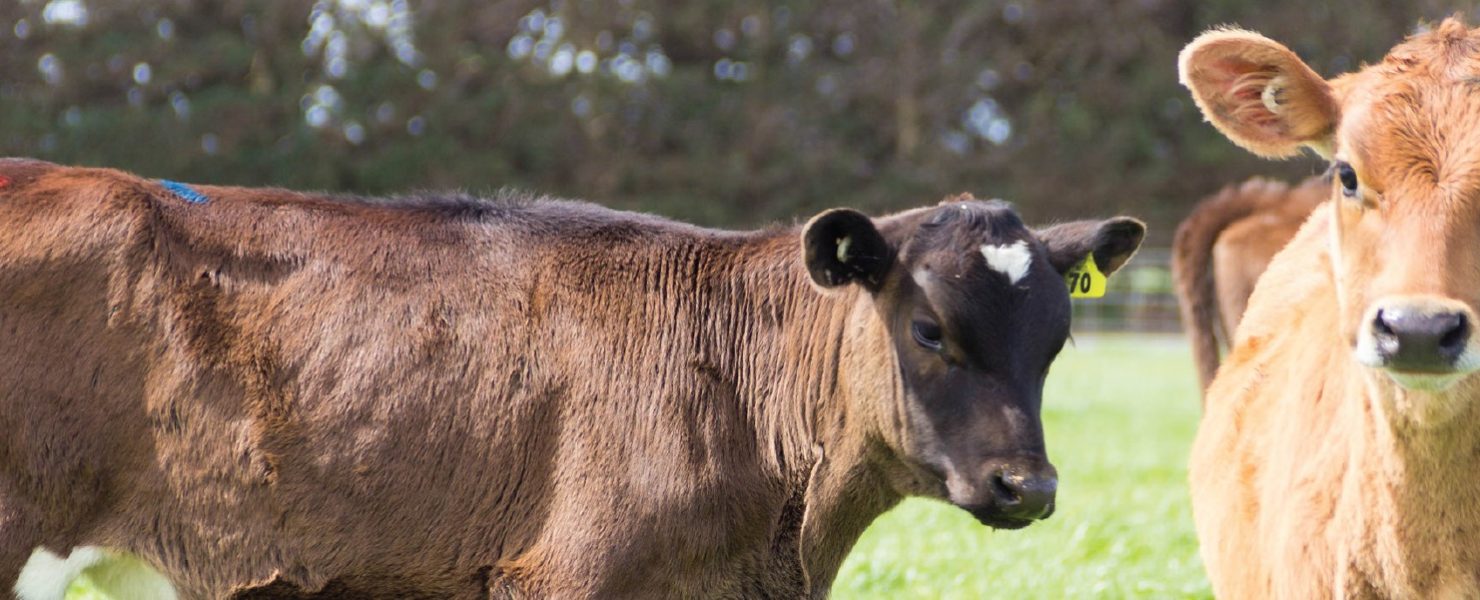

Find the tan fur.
xmin=1172 ymin=176 xmax=1325 ymax=393
xmin=0 ymin=159 xmax=1138 ymax=599
xmin=1185 ymin=18 xmax=1480 ymax=598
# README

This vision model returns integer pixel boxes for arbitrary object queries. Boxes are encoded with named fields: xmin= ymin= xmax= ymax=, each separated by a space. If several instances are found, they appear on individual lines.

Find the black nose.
xmin=988 ymin=469 xmax=1057 ymax=521
xmin=1372 ymin=307 xmax=1469 ymax=371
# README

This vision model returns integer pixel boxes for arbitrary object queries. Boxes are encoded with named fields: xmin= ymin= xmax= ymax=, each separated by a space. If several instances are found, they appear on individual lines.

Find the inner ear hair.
xmin=1178 ymin=29 xmax=1338 ymax=158
xmin=801 ymin=208 xmax=892 ymax=289
xmin=1090 ymin=218 xmax=1147 ymax=274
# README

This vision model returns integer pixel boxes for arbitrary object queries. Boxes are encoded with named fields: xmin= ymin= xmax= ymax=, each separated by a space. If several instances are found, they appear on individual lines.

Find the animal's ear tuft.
xmin=1036 ymin=217 xmax=1147 ymax=276
xmin=1179 ymin=29 xmax=1338 ymax=158
xmin=801 ymin=208 xmax=892 ymax=289
xmin=937 ymin=192 xmax=975 ymax=205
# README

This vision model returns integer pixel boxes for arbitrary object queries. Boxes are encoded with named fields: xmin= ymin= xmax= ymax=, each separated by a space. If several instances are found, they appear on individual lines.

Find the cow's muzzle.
xmin=954 ymin=459 xmax=1057 ymax=529
xmin=1356 ymin=296 xmax=1480 ymax=391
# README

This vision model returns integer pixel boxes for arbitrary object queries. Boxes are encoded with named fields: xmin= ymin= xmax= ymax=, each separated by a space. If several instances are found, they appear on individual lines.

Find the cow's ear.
xmin=1036 ymin=217 xmax=1146 ymax=276
xmin=1179 ymin=29 xmax=1338 ymax=158
xmin=802 ymin=208 xmax=892 ymax=289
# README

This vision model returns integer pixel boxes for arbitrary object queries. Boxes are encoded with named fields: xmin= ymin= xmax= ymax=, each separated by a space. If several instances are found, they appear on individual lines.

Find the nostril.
xmin=991 ymin=471 xmax=1057 ymax=520
xmin=1374 ymin=309 xmax=1396 ymax=337
xmin=990 ymin=471 xmax=1021 ymax=506
xmin=1439 ymin=314 xmax=1469 ymax=354
xmin=1371 ymin=305 xmax=1471 ymax=369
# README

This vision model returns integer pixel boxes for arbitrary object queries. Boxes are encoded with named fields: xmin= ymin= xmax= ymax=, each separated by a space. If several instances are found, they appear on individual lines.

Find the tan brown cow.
xmin=1172 ymin=175 xmax=1324 ymax=392
xmin=1180 ymin=18 xmax=1480 ymax=598
xmin=0 ymin=160 xmax=1144 ymax=599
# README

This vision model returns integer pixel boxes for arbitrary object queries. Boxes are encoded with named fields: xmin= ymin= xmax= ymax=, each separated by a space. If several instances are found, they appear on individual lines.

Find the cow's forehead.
xmin=914 ymin=201 xmax=1028 ymax=242
xmin=1341 ymin=81 xmax=1480 ymax=198
xmin=1336 ymin=21 xmax=1480 ymax=196
xmin=905 ymin=201 xmax=1041 ymax=284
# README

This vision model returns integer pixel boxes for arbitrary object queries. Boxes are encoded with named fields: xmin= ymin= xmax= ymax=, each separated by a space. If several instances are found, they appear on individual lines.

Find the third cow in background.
xmin=1172 ymin=176 xmax=1325 ymax=393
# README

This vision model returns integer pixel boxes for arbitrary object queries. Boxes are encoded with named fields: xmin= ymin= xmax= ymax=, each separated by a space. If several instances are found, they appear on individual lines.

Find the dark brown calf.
xmin=0 ymin=160 xmax=1142 ymax=599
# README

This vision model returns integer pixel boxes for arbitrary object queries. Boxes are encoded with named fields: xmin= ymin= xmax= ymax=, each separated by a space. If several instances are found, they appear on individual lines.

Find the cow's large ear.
xmin=1036 ymin=217 xmax=1146 ymax=276
xmin=802 ymin=208 xmax=892 ymax=289
xmin=1179 ymin=29 xmax=1338 ymax=158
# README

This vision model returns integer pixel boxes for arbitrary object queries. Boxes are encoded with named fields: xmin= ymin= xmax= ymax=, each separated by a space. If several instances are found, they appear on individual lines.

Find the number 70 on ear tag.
xmin=1064 ymin=253 xmax=1107 ymax=298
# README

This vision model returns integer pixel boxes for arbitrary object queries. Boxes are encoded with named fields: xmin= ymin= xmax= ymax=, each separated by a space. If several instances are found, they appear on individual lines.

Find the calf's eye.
xmin=1335 ymin=162 xmax=1359 ymax=198
xmin=911 ymin=319 xmax=944 ymax=351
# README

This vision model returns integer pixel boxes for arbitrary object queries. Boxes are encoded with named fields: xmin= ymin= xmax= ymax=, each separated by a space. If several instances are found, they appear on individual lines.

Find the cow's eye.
xmin=1335 ymin=162 xmax=1360 ymax=199
xmin=911 ymin=319 xmax=944 ymax=351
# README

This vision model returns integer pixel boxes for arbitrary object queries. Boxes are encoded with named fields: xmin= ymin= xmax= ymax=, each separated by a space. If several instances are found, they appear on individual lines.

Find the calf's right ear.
xmin=802 ymin=208 xmax=892 ymax=290
xmin=1179 ymin=29 xmax=1338 ymax=158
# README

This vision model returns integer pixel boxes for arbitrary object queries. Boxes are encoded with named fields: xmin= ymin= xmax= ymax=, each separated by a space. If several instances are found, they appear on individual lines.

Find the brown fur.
xmin=0 ymin=159 xmax=1141 ymax=599
xmin=1182 ymin=18 xmax=1480 ymax=598
xmin=1172 ymin=176 xmax=1325 ymax=393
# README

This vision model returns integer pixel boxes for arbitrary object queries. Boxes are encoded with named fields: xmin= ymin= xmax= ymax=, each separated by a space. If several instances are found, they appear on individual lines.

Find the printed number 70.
xmin=1068 ymin=272 xmax=1091 ymax=293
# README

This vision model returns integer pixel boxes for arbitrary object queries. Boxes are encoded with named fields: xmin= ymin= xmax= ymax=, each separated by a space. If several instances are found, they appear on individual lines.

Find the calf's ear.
xmin=1036 ymin=217 xmax=1146 ymax=276
xmin=1179 ymin=29 xmax=1338 ymax=158
xmin=801 ymin=208 xmax=892 ymax=289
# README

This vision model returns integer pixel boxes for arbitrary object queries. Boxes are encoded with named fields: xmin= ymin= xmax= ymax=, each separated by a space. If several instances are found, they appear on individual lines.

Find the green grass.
xmin=67 ymin=335 xmax=1208 ymax=600
xmin=66 ymin=578 xmax=110 ymax=600
xmin=831 ymin=334 xmax=1212 ymax=599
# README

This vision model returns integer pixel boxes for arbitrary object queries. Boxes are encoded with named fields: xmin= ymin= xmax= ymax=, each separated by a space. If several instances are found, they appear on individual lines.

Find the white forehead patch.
xmin=980 ymin=240 xmax=1032 ymax=284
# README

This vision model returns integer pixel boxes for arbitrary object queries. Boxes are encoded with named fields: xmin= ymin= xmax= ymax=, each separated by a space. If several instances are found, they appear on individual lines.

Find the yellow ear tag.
xmin=1065 ymin=253 xmax=1107 ymax=298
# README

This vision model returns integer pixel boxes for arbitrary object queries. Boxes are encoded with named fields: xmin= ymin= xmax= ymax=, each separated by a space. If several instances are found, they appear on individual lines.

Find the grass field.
xmin=66 ymin=335 xmax=1208 ymax=599
xmin=831 ymin=334 xmax=1211 ymax=599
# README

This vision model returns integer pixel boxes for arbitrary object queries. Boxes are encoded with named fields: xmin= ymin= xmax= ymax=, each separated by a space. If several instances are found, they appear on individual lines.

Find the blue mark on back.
xmin=161 ymin=180 xmax=209 ymax=204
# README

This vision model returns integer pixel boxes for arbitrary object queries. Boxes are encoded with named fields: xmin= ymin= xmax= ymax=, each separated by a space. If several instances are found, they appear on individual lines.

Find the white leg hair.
xmin=14 ymin=547 xmax=176 ymax=600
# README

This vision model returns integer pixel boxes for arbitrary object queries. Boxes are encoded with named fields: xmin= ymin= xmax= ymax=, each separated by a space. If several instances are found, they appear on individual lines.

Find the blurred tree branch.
xmin=0 ymin=0 xmax=1467 ymax=237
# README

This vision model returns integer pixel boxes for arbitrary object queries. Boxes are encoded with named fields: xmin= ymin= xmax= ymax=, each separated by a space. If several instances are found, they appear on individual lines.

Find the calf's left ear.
xmin=1036 ymin=217 xmax=1146 ymax=276
xmin=801 ymin=208 xmax=893 ymax=289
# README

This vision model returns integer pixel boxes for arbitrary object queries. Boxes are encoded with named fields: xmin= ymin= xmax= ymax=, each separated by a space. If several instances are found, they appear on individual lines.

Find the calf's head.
xmin=802 ymin=197 xmax=1144 ymax=528
xmin=1181 ymin=19 xmax=1480 ymax=411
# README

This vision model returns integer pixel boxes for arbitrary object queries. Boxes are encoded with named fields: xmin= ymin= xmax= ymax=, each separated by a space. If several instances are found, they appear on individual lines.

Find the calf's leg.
xmin=1 ymin=495 xmax=44 ymax=600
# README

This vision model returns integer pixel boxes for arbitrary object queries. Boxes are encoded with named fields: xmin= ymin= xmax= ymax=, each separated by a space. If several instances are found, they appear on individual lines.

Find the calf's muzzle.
xmin=1356 ymin=296 xmax=1480 ymax=392
xmin=956 ymin=458 xmax=1057 ymax=528
xmin=1365 ymin=299 xmax=1471 ymax=373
